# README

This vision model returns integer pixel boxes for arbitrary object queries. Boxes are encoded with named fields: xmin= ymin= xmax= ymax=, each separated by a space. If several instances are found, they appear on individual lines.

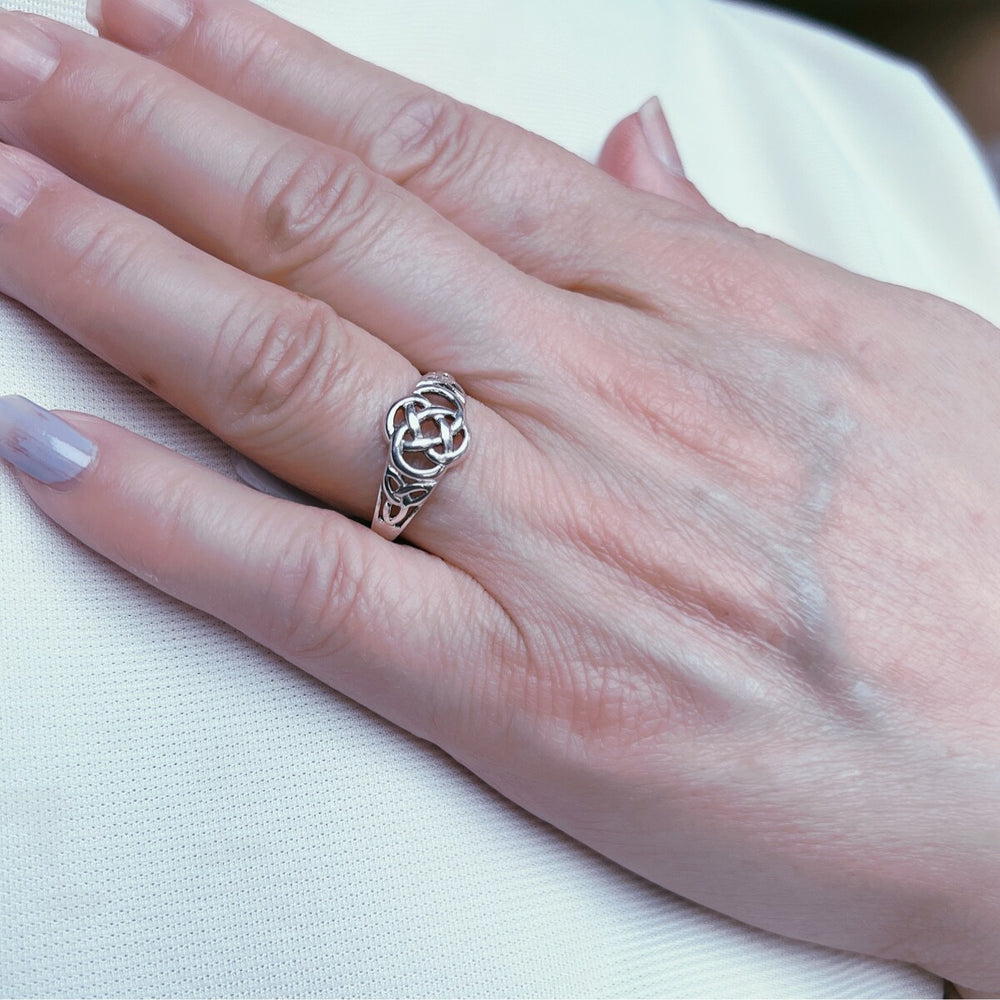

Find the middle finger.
xmin=0 ymin=143 xmax=528 ymax=554
xmin=0 ymin=12 xmax=538 ymax=373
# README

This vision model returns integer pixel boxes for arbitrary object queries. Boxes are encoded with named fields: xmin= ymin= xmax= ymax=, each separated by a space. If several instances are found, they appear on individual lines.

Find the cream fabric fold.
xmin=4 ymin=0 xmax=997 ymax=996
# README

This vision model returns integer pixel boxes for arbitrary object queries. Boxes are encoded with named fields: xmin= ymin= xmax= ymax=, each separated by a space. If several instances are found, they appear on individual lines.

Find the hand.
xmin=0 ymin=1 xmax=997 ymax=989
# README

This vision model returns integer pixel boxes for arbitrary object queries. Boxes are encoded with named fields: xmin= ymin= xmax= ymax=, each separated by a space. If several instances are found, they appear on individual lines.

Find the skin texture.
xmin=0 ymin=0 xmax=997 ymax=990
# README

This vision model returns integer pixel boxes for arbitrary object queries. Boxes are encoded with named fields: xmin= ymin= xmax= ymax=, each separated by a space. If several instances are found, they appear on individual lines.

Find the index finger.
xmin=88 ymin=0 xmax=697 ymax=290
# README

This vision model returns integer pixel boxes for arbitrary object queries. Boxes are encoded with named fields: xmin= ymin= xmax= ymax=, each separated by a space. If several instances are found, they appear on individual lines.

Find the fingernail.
xmin=637 ymin=96 xmax=685 ymax=178
xmin=0 ymin=14 xmax=60 ymax=100
xmin=87 ymin=0 xmax=193 ymax=54
xmin=0 ymin=148 xmax=39 ymax=224
xmin=0 ymin=395 xmax=97 ymax=489
xmin=85 ymin=0 xmax=105 ymax=32
xmin=231 ymin=451 xmax=319 ymax=506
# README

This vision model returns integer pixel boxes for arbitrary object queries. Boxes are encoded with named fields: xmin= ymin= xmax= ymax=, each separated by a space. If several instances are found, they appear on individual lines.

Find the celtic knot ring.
xmin=371 ymin=372 xmax=470 ymax=541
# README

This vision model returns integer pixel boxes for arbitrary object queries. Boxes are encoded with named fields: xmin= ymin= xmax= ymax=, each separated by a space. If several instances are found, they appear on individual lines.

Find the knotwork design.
xmin=372 ymin=372 xmax=470 ymax=540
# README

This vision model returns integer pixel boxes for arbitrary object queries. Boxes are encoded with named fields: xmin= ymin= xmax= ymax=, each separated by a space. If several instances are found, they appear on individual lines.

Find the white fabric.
xmin=3 ymin=0 xmax=998 ymax=996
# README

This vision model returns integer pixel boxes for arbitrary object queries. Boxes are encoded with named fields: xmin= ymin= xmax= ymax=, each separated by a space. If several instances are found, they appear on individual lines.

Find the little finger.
xmin=0 ymin=401 xmax=514 ymax=745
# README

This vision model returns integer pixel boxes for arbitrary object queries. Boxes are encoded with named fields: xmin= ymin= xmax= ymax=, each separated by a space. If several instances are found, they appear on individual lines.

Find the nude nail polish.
xmin=637 ymin=96 xmax=686 ymax=178
xmin=0 ymin=395 xmax=96 ymax=488
xmin=85 ymin=0 xmax=106 ymax=32
xmin=86 ymin=0 xmax=193 ymax=54
xmin=0 ymin=15 xmax=60 ymax=100
xmin=0 ymin=149 xmax=39 ymax=224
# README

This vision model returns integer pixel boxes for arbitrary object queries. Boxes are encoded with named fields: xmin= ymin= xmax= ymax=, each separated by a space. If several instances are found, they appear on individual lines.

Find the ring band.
xmin=371 ymin=372 xmax=470 ymax=541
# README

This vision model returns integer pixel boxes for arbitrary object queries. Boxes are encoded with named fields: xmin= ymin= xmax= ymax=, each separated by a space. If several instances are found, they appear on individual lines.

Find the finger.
xmin=0 ymin=144 xmax=523 ymax=553
xmin=85 ymin=0 xmax=706 ymax=289
xmin=1 ymin=399 xmax=513 ymax=743
xmin=597 ymin=98 xmax=718 ymax=215
xmin=0 ymin=11 xmax=540 ymax=371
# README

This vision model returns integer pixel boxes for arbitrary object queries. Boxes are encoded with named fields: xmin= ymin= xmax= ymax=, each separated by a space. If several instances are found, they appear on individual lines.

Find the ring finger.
xmin=0 ymin=144 xmax=529 ymax=555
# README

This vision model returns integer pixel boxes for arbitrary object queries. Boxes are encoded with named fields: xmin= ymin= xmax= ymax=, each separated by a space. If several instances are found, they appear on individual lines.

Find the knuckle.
xmin=250 ymin=144 xmax=385 ymax=277
xmin=266 ymin=518 xmax=375 ymax=662
xmin=94 ymin=69 xmax=172 ymax=156
xmin=216 ymin=296 xmax=352 ymax=447
xmin=369 ymin=93 xmax=482 ymax=195
xmin=224 ymin=19 xmax=295 ymax=99
xmin=61 ymin=209 xmax=143 ymax=298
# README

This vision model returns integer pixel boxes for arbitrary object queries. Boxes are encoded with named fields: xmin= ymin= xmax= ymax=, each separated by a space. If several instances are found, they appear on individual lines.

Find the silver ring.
xmin=371 ymin=372 xmax=470 ymax=541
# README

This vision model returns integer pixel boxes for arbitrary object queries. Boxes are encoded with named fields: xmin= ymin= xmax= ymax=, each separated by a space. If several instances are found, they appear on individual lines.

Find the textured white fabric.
xmin=2 ymin=0 xmax=998 ymax=996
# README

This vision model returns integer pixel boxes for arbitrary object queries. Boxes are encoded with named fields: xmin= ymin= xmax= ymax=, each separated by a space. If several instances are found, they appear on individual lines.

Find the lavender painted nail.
xmin=231 ymin=450 xmax=323 ymax=507
xmin=0 ymin=395 xmax=96 ymax=488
